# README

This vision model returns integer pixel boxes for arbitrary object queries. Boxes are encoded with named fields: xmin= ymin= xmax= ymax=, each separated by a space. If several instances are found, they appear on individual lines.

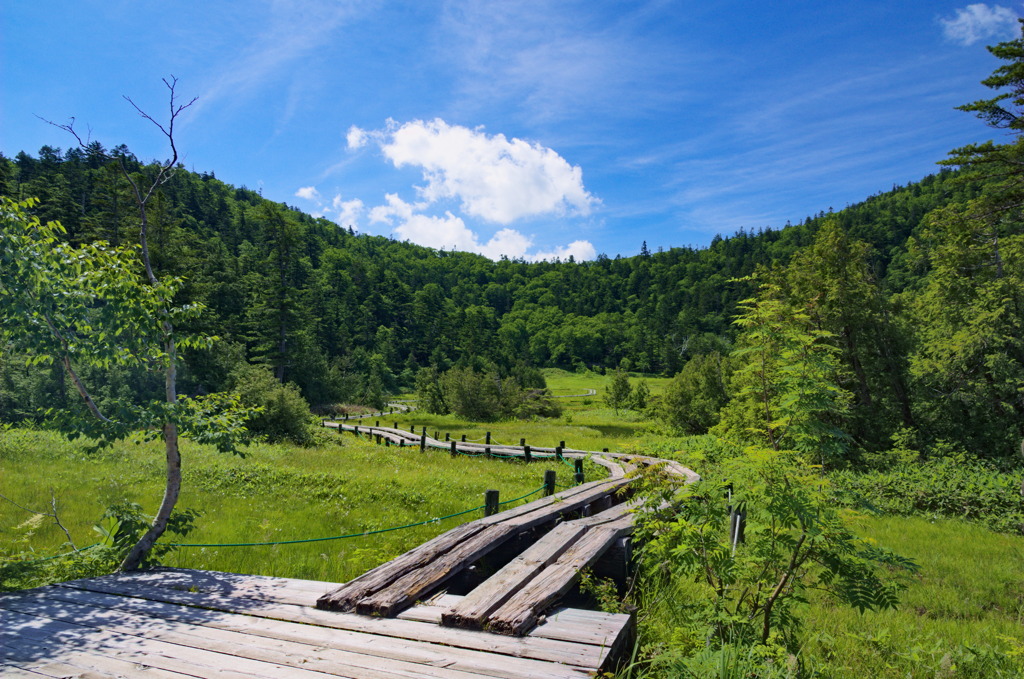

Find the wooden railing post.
xmin=574 ymin=459 xmax=584 ymax=485
xmin=450 ymin=441 xmax=457 ymax=457
xmin=524 ymin=445 xmax=532 ymax=463
xmin=485 ymin=431 xmax=491 ymax=445
xmin=543 ymin=470 xmax=556 ymax=496
xmin=484 ymin=490 xmax=499 ymax=516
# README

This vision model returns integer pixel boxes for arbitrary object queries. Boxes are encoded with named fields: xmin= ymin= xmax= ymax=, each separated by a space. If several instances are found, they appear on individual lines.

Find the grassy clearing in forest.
xmin=0 ymin=427 xmax=579 ymax=585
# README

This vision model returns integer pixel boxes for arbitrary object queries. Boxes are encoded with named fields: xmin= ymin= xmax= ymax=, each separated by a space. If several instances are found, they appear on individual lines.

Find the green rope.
xmin=167 ymin=503 xmax=487 ymax=548
xmin=497 ymin=485 xmax=545 ymax=506
xmin=4 ymin=542 xmax=101 ymax=565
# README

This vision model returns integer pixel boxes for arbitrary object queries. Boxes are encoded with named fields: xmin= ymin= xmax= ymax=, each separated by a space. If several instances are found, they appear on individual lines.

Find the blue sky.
xmin=1 ymin=1 xmax=1019 ymax=260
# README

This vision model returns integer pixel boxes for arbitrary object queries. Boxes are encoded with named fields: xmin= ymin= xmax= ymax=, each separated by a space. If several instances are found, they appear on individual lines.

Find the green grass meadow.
xmin=2 ymin=369 xmax=1023 ymax=677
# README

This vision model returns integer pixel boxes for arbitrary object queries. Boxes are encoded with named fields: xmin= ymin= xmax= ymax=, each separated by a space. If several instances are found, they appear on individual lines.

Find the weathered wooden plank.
xmin=55 ymin=578 xmax=608 ymax=669
xmin=488 ymin=521 xmax=633 ymax=637
xmin=319 ymin=477 xmax=626 ymax=615
xmin=356 ymin=479 xmax=630 ymax=617
xmin=0 ymin=594 xmax=528 ymax=679
xmin=442 ymin=501 xmax=635 ymax=631
xmin=107 ymin=568 xmax=329 ymax=603
xmin=0 ymin=655 xmax=89 ymax=679
xmin=442 ymin=523 xmax=588 ymax=630
xmin=13 ymin=586 xmax=589 ymax=679
xmin=1 ymin=639 xmax=194 ymax=679
xmin=317 ymin=521 xmax=486 ymax=611
xmin=353 ymin=521 xmax=518 ymax=616
xmin=2 ymin=609 xmax=325 ymax=679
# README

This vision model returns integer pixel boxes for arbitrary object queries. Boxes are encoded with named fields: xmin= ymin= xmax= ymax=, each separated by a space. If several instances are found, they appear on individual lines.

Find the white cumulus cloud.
xmin=346 ymin=125 xmax=369 ymax=149
xmin=295 ymin=185 xmax=320 ymax=201
xmin=369 ymin=194 xmax=593 ymax=261
xmin=292 ymin=184 xmax=363 ymax=229
xmin=332 ymin=195 xmax=364 ymax=229
xmin=531 ymin=240 xmax=598 ymax=262
xmin=940 ymin=4 xmax=1019 ymax=45
xmin=367 ymin=118 xmax=597 ymax=224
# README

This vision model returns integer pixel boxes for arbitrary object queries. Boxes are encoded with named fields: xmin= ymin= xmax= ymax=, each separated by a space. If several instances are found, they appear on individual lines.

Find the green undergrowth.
xmin=630 ymin=515 xmax=1024 ymax=678
xmin=831 ymin=459 xmax=1024 ymax=535
xmin=0 ymin=426 xmax=581 ymax=589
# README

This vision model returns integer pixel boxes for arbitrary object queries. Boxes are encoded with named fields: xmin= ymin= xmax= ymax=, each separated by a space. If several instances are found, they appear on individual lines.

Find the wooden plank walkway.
xmin=2 ymin=416 xmax=697 ymax=678
xmin=1 ymin=568 xmax=632 ymax=678
xmin=318 ymin=420 xmax=697 ymax=637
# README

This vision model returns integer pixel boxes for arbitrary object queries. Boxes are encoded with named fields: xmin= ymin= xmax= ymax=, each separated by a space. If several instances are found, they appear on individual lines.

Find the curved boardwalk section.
xmin=1 ymin=417 xmax=697 ymax=678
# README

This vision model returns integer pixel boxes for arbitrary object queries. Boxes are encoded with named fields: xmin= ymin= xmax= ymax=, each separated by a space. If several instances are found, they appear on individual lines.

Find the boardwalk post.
xmin=485 ymin=446 xmax=492 ymax=458
xmin=574 ymin=459 xmax=585 ymax=485
xmin=555 ymin=446 xmax=563 ymax=461
xmin=559 ymin=440 xmax=565 ymax=449
xmin=461 ymin=434 xmax=466 ymax=442
xmin=375 ymin=433 xmax=381 ymax=444
xmin=520 ymin=437 xmax=526 ymax=447
xmin=450 ymin=441 xmax=457 ymax=457
xmin=410 ymin=424 xmax=415 ymax=433
xmin=394 ymin=421 xmax=398 ymax=429
xmin=543 ymin=470 xmax=556 ymax=496
xmin=445 ymin=433 xmax=450 ymax=442
xmin=353 ymin=426 xmax=359 ymax=437
xmin=485 ymin=431 xmax=491 ymax=445
xmin=385 ymin=438 xmax=390 ymax=447
xmin=376 ymin=420 xmax=380 ymax=427
xmin=420 ymin=432 xmax=426 ymax=451
xmin=484 ymin=489 xmax=500 ymax=516
xmin=603 ymin=448 xmax=609 ymax=453
xmin=524 ymin=445 xmax=532 ymax=463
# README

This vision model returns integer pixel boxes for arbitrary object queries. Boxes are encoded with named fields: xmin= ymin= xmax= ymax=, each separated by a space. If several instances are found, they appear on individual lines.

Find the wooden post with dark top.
xmin=484 ymin=490 xmax=500 ymax=516
xmin=450 ymin=441 xmax=457 ymax=457
xmin=574 ymin=459 xmax=585 ymax=485
xmin=555 ymin=446 xmax=563 ymax=461
xmin=543 ymin=470 xmax=556 ymax=496
xmin=420 ymin=432 xmax=426 ymax=451
xmin=485 ymin=431 xmax=491 ymax=445
xmin=524 ymin=445 xmax=532 ymax=463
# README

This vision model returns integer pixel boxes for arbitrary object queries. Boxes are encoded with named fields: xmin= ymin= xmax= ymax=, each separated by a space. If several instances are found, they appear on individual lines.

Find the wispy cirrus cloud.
xmin=188 ymin=0 xmax=366 ymax=122
xmin=939 ymin=3 xmax=1019 ymax=46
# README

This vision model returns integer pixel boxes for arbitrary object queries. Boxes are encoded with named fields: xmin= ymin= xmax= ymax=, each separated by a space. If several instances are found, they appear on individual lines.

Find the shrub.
xmin=225 ymin=364 xmax=317 ymax=445
xmin=831 ymin=458 xmax=1024 ymax=534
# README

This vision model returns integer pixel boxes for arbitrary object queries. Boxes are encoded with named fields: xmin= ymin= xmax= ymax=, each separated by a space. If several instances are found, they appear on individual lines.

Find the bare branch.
xmin=0 ymin=490 xmax=77 ymax=550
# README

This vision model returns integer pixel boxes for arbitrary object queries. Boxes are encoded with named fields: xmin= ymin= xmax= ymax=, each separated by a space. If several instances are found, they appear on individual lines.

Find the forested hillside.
xmin=0 ymin=92 xmax=1020 ymax=462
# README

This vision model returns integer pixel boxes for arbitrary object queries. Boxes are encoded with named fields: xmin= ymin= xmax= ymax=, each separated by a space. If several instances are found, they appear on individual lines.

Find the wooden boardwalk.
xmin=1 ymin=568 xmax=632 ymax=678
xmin=2 ymin=418 xmax=697 ymax=678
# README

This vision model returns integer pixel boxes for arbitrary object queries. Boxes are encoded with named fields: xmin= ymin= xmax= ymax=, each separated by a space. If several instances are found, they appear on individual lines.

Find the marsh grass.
xmin=0 ymin=427 xmax=578 ymax=585
xmin=632 ymin=514 xmax=1024 ymax=678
